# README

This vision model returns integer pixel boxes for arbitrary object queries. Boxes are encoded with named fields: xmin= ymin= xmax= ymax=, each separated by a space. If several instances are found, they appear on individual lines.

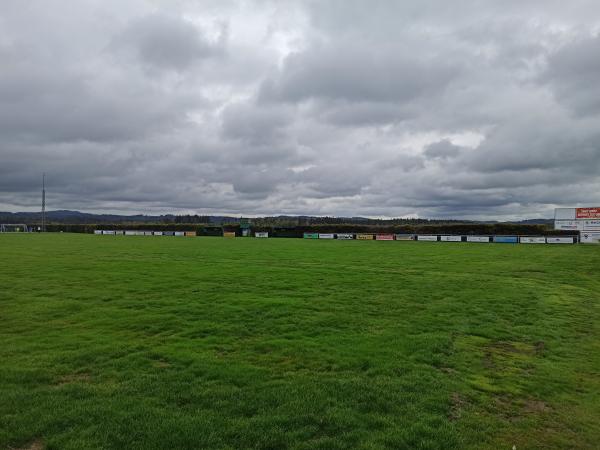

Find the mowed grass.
xmin=1 ymin=234 xmax=600 ymax=450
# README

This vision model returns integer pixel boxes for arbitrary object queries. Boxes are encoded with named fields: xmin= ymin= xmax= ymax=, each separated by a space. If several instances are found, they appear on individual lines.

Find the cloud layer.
xmin=1 ymin=0 xmax=599 ymax=219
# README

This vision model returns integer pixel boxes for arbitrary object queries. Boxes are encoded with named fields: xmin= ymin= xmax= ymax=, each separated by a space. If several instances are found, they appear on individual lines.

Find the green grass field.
xmin=1 ymin=234 xmax=600 ymax=449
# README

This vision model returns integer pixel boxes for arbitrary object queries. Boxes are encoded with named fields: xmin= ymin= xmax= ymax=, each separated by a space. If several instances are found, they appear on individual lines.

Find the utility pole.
xmin=42 ymin=173 xmax=46 ymax=232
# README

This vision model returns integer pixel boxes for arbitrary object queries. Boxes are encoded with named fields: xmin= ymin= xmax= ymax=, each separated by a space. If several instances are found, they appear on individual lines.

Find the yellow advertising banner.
xmin=356 ymin=234 xmax=374 ymax=240
xmin=223 ymin=232 xmax=236 ymax=238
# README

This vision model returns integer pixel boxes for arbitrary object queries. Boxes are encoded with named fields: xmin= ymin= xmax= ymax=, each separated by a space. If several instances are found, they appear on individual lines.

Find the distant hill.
xmin=0 ymin=209 xmax=553 ymax=226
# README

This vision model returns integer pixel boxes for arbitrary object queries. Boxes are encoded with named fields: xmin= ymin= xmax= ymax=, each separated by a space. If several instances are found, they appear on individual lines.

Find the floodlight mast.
xmin=42 ymin=173 xmax=46 ymax=232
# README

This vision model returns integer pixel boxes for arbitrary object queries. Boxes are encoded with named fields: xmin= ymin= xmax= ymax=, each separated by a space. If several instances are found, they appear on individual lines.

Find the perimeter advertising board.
xmin=337 ymin=233 xmax=354 ymax=240
xmin=303 ymin=233 xmax=319 ymax=239
xmin=546 ymin=237 xmax=574 ymax=244
xmin=417 ymin=235 xmax=438 ymax=241
xmin=520 ymin=237 xmax=546 ymax=244
xmin=375 ymin=234 xmax=394 ymax=240
xmin=318 ymin=233 xmax=335 ymax=239
xmin=174 ymin=231 xmax=185 ymax=236
xmin=395 ymin=234 xmax=414 ymax=241
xmin=494 ymin=236 xmax=518 ymax=243
xmin=581 ymin=232 xmax=600 ymax=244
xmin=255 ymin=232 xmax=268 ymax=238
xmin=440 ymin=235 xmax=461 ymax=242
xmin=153 ymin=231 xmax=163 ymax=236
xmin=94 ymin=230 xmax=102 ymax=235
xmin=223 ymin=232 xmax=236 ymax=238
xmin=356 ymin=234 xmax=374 ymax=240
xmin=467 ymin=236 xmax=490 ymax=243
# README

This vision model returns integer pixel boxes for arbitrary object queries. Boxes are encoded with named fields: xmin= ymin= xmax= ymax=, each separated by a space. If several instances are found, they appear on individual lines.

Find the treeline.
xmin=43 ymin=222 xmax=572 ymax=237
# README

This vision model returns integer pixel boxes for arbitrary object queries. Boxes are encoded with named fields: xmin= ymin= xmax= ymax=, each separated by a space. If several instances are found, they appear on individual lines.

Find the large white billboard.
xmin=554 ymin=208 xmax=576 ymax=220
xmin=417 ymin=235 xmax=438 ymax=241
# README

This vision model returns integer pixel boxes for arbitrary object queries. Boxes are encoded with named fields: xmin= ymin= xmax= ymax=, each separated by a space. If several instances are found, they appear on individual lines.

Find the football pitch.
xmin=1 ymin=234 xmax=599 ymax=449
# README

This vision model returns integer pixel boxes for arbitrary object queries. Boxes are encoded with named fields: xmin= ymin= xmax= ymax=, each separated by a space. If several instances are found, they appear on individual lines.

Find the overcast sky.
xmin=1 ymin=1 xmax=600 ymax=219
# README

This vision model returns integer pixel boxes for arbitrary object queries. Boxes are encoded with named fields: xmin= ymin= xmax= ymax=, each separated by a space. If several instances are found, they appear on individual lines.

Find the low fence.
xmin=92 ymin=230 xmax=583 ymax=244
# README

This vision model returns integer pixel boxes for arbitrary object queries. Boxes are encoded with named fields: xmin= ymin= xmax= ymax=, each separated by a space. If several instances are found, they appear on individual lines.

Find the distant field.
xmin=1 ymin=234 xmax=599 ymax=449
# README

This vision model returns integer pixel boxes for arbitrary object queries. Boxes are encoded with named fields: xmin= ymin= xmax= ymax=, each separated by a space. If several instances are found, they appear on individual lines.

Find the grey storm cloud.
xmin=1 ymin=0 xmax=600 ymax=219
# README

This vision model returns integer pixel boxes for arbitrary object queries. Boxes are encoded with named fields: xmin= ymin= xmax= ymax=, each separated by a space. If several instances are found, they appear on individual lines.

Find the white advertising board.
xmin=546 ymin=237 xmax=574 ymax=244
xmin=440 ymin=235 xmax=462 ymax=242
xmin=336 ymin=233 xmax=354 ymax=240
xmin=153 ymin=231 xmax=163 ymax=236
xmin=174 ymin=231 xmax=184 ymax=236
xmin=581 ymin=232 xmax=600 ymax=244
xmin=554 ymin=220 xmax=582 ymax=231
xmin=103 ymin=230 xmax=116 ymax=235
xmin=255 ymin=232 xmax=269 ymax=238
xmin=554 ymin=208 xmax=576 ymax=220
xmin=417 ymin=235 xmax=438 ymax=241
xmin=395 ymin=234 xmax=413 ymax=241
xmin=583 ymin=220 xmax=600 ymax=231
xmin=124 ymin=231 xmax=136 ymax=236
xmin=318 ymin=233 xmax=335 ymax=239
xmin=520 ymin=237 xmax=546 ymax=244
xmin=94 ymin=230 xmax=102 ymax=235
xmin=466 ymin=236 xmax=490 ymax=243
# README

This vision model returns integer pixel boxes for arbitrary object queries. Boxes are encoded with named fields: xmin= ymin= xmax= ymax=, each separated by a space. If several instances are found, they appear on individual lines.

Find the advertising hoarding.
xmin=519 ymin=237 xmax=546 ymax=244
xmin=255 ymin=232 xmax=268 ymax=238
xmin=303 ymin=233 xmax=319 ymax=239
xmin=223 ymin=232 xmax=236 ymax=238
xmin=466 ymin=236 xmax=490 ymax=243
xmin=581 ymin=232 xmax=600 ymax=244
xmin=417 ymin=235 xmax=438 ymax=241
xmin=583 ymin=220 xmax=600 ymax=231
xmin=440 ymin=235 xmax=462 ymax=242
xmin=546 ymin=237 xmax=574 ymax=244
xmin=356 ymin=234 xmax=374 ymax=240
xmin=395 ymin=234 xmax=414 ymax=240
xmin=554 ymin=208 xmax=576 ymax=220
xmin=576 ymin=207 xmax=600 ymax=219
xmin=375 ymin=234 xmax=394 ymax=240
xmin=318 ymin=233 xmax=335 ymax=239
xmin=493 ymin=236 xmax=518 ymax=243
xmin=336 ymin=233 xmax=354 ymax=240
xmin=554 ymin=220 xmax=582 ymax=230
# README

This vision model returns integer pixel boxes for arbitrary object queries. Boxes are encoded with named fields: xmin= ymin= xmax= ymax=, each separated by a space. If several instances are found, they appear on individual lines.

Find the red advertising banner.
xmin=375 ymin=234 xmax=394 ymax=240
xmin=576 ymin=207 xmax=600 ymax=219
